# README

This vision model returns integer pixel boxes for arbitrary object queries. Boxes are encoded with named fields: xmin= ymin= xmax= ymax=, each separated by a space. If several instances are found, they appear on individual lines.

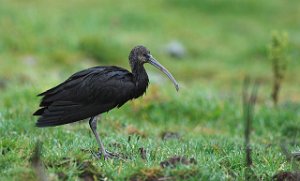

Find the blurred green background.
xmin=0 ymin=0 xmax=299 ymax=180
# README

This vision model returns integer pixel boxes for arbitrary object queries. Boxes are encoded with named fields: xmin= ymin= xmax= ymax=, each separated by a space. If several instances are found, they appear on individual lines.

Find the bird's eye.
xmin=144 ymin=54 xmax=150 ymax=58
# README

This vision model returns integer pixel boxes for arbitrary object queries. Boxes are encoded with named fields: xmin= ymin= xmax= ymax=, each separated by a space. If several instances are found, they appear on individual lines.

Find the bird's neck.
xmin=131 ymin=63 xmax=149 ymax=97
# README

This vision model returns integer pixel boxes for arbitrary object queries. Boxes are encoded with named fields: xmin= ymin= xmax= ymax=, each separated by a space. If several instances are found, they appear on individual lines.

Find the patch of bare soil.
xmin=160 ymin=156 xmax=197 ymax=168
xmin=272 ymin=171 xmax=300 ymax=181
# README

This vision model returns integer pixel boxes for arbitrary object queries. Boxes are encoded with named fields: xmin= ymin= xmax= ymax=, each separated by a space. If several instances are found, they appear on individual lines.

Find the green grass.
xmin=1 ymin=85 xmax=299 ymax=180
xmin=1 ymin=0 xmax=300 ymax=180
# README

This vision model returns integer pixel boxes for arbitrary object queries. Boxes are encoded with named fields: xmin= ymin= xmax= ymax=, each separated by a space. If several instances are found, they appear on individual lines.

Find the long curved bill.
xmin=148 ymin=54 xmax=179 ymax=91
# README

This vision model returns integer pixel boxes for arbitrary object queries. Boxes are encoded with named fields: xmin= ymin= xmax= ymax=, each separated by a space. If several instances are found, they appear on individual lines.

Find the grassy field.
xmin=1 ymin=0 xmax=300 ymax=180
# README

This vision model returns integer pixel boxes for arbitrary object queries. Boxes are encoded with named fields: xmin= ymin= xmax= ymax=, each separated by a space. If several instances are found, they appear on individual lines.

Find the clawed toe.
xmin=92 ymin=150 xmax=119 ymax=160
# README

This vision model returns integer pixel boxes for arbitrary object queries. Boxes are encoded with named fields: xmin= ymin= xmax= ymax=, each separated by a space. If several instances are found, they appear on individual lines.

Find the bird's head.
xmin=129 ymin=45 xmax=179 ymax=91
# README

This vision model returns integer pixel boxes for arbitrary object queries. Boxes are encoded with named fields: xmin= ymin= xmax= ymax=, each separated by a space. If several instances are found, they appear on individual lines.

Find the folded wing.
xmin=34 ymin=66 xmax=135 ymax=127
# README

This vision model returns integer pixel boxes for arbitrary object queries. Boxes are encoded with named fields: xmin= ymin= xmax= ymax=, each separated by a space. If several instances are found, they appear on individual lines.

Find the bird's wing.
xmin=38 ymin=66 xmax=106 ymax=100
xmin=34 ymin=66 xmax=135 ymax=127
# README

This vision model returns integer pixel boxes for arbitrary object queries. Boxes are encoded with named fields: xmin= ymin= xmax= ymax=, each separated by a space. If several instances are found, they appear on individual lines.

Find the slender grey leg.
xmin=89 ymin=115 xmax=116 ymax=159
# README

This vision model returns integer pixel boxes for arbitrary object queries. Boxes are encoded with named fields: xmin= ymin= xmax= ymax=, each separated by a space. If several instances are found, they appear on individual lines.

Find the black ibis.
xmin=33 ymin=45 xmax=179 ymax=159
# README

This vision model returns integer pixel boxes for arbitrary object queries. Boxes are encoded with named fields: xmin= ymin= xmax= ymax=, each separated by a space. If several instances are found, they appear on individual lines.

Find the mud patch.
xmin=272 ymin=171 xmax=300 ymax=181
xmin=129 ymin=168 xmax=165 ymax=181
xmin=161 ymin=131 xmax=181 ymax=141
xmin=160 ymin=156 xmax=197 ymax=168
xmin=129 ymin=167 xmax=200 ymax=181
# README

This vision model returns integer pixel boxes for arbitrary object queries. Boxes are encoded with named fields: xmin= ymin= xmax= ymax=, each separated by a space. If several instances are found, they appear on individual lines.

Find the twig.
xmin=242 ymin=77 xmax=259 ymax=180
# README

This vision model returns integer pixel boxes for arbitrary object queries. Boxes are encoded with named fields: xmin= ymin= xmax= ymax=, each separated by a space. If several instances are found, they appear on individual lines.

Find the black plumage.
xmin=34 ymin=66 xmax=145 ymax=126
xmin=34 ymin=45 xmax=179 ymax=159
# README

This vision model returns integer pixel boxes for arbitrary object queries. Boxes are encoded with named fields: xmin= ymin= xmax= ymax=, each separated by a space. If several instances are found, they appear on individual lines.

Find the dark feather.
xmin=34 ymin=66 xmax=148 ymax=127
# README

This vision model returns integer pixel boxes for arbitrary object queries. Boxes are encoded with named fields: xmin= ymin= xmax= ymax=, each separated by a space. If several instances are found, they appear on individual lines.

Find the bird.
xmin=33 ymin=45 xmax=179 ymax=159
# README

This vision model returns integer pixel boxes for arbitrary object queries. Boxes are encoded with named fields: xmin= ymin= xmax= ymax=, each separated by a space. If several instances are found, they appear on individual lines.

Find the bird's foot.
xmin=93 ymin=150 xmax=118 ymax=160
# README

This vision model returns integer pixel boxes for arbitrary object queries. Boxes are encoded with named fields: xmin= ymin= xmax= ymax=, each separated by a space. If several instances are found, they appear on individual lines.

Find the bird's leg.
xmin=89 ymin=116 xmax=117 ymax=159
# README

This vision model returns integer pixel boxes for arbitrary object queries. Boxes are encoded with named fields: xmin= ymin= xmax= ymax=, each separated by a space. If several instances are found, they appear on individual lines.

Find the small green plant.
xmin=269 ymin=31 xmax=289 ymax=106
